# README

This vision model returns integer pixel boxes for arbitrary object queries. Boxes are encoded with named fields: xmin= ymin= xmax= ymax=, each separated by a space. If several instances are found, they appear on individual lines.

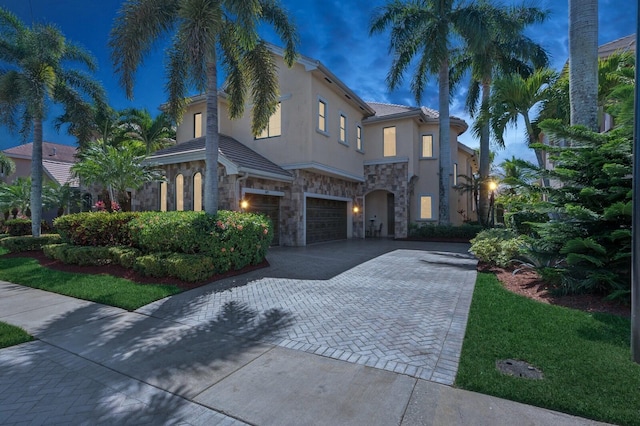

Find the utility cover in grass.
xmin=496 ymin=359 xmax=544 ymax=380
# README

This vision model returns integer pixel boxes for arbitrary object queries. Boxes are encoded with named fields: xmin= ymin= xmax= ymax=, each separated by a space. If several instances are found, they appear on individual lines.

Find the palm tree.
xmin=488 ymin=68 xmax=557 ymax=187
xmin=71 ymin=142 xmax=164 ymax=211
xmin=0 ymin=176 xmax=31 ymax=217
xmin=0 ymin=152 xmax=15 ymax=180
xmin=568 ymin=0 xmax=598 ymax=130
xmin=452 ymin=1 xmax=548 ymax=226
xmin=370 ymin=0 xmax=491 ymax=224
xmin=119 ymin=108 xmax=176 ymax=155
xmin=110 ymin=0 xmax=298 ymax=215
xmin=0 ymin=8 xmax=104 ymax=236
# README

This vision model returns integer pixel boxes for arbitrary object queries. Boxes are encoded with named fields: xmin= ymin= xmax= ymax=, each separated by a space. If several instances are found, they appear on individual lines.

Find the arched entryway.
xmin=364 ymin=190 xmax=395 ymax=238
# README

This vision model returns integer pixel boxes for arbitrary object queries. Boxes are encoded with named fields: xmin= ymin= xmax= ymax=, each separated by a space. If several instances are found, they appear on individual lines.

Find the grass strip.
xmin=0 ymin=249 xmax=181 ymax=311
xmin=0 ymin=322 xmax=33 ymax=349
xmin=456 ymin=273 xmax=640 ymax=426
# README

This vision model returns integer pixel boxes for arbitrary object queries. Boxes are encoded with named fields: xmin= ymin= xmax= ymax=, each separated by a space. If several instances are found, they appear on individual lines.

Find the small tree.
xmin=71 ymin=143 xmax=164 ymax=211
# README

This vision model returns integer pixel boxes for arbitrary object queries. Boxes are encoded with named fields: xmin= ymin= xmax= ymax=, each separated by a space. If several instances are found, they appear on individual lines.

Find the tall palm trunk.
xmin=204 ymin=57 xmax=219 ymax=215
xmin=523 ymin=114 xmax=550 ymax=188
xmin=438 ymin=59 xmax=451 ymax=225
xmin=30 ymin=118 xmax=43 ymax=237
xmin=569 ymin=0 xmax=598 ymax=131
xmin=478 ymin=79 xmax=491 ymax=226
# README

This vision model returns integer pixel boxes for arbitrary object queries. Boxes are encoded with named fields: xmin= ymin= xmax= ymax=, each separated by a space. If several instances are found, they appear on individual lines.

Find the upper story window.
xmin=383 ymin=126 xmax=396 ymax=157
xmin=421 ymin=134 xmax=433 ymax=158
xmin=339 ymin=113 xmax=347 ymax=144
xmin=318 ymin=99 xmax=327 ymax=133
xmin=356 ymin=125 xmax=363 ymax=151
xmin=194 ymin=112 xmax=202 ymax=138
xmin=453 ymin=163 xmax=458 ymax=186
xmin=256 ymin=103 xmax=282 ymax=139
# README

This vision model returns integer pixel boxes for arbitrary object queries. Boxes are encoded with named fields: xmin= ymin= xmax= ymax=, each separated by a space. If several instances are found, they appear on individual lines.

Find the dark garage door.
xmin=306 ymin=197 xmax=347 ymax=244
xmin=246 ymin=194 xmax=280 ymax=246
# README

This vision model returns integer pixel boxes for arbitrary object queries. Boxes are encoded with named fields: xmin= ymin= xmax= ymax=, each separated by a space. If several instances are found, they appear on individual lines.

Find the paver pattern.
xmin=139 ymin=249 xmax=477 ymax=384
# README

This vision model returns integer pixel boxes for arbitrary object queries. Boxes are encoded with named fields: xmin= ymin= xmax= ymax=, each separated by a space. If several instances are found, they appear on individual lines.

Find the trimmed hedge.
xmin=54 ymin=212 xmax=140 ymax=246
xmin=45 ymin=210 xmax=273 ymax=280
xmin=43 ymin=243 xmax=141 ymax=267
xmin=408 ymin=223 xmax=483 ymax=241
xmin=0 ymin=234 xmax=62 ymax=253
xmin=3 ymin=219 xmax=52 ymax=236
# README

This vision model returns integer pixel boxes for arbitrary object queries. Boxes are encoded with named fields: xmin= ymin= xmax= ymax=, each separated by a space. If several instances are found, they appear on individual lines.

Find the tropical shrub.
xmin=43 ymin=243 xmax=141 ymax=267
xmin=469 ymin=229 xmax=526 ymax=268
xmin=0 ymin=234 xmax=62 ymax=253
xmin=3 ymin=219 xmax=31 ymax=236
xmin=54 ymin=212 xmax=140 ymax=246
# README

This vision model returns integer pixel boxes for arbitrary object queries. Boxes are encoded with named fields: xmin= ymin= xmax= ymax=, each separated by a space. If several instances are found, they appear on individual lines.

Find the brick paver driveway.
xmin=139 ymin=240 xmax=477 ymax=384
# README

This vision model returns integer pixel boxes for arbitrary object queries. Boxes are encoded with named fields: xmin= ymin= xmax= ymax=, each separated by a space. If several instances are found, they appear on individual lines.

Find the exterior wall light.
xmin=240 ymin=199 xmax=249 ymax=211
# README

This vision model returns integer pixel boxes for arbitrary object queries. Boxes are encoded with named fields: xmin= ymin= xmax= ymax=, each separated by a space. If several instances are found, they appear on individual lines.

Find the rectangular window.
xmin=419 ymin=195 xmax=433 ymax=220
xmin=256 ymin=103 xmax=282 ymax=139
xmin=339 ymin=113 xmax=347 ymax=143
xmin=318 ymin=99 xmax=327 ymax=132
xmin=383 ymin=126 xmax=396 ymax=157
xmin=356 ymin=125 xmax=363 ymax=151
xmin=194 ymin=112 xmax=202 ymax=138
xmin=421 ymin=134 xmax=433 ymax=158
xmin=453 ymin=163 xmax=458 ymax=186
xmin=160 ymin=182 xmax=167 ymax=212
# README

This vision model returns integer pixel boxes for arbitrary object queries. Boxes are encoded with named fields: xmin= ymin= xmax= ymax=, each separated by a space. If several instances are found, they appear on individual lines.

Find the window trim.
xmin=316 ymin=96 xmax=329 ymax=136
xmin=420 ymin=133 xmax=435 ymax=159
xmin=418 ymin=194 xmax=435 ymax=221
xmin=383 ymin=126 xmax=397 ymax=157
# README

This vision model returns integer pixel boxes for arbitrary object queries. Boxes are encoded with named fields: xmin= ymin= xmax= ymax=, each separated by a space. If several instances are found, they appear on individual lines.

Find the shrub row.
xmin=0 ymin=234 xmax=62 ymax=253
xmin=43 ymin=243 xmax=140 ymax=268
xmin=54 ymin=212 xmax=140 ymax=246
xmin=49 ymin=210 xmax=273 ymax=279
xmin=3 ymin=219 xmax=53 ymax=236
xmin=408 ymin=223 xmax=483 ymax=241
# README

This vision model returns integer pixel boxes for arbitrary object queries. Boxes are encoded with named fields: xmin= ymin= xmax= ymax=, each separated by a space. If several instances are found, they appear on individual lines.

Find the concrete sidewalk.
xmin=0 ymin=240 xmax=610 ymax=425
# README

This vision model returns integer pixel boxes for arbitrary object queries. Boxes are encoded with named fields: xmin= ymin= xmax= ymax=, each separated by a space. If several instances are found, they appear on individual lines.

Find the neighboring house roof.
xmin=364 ymin=102 xmax=468 ymax=134
xmin=2 ymin=141 xmax=78 ymax=163
xmin=599 ymin=34 xmax=636 ymax=58
xmin=42 ymin=159 xmax=79 ymax=187
xmin=147 ymin=134 xmax=293 ymax=181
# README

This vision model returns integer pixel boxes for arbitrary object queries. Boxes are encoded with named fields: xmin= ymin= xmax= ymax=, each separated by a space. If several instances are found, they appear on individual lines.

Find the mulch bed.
xmin=2 ymin=250 xmax=268 ymax=291
xmin=479 ymin=262 xmax=630 ymax=318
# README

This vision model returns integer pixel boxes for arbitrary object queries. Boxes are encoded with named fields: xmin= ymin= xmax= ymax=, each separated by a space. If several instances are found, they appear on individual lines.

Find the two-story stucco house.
xmin=133 ymin=46 xmax=477 ymax=246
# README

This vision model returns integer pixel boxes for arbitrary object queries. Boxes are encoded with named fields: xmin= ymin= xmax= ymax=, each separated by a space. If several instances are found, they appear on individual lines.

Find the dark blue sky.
xmin=0 ymin=0 xmax=636 ymax=164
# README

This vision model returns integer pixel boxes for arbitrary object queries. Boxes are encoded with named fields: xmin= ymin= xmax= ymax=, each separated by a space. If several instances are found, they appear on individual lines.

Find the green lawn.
xmin=457 ymin=273 xmax=640 ymax=426
xmin=0 ymin=248 xmax=182 ymax=311
xmin=0 ymin=322 xmax=33 ymax=349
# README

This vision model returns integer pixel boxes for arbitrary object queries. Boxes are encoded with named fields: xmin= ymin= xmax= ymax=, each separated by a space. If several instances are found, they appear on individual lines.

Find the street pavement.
xmin=0 ymin=239 xmax=610 ymax=425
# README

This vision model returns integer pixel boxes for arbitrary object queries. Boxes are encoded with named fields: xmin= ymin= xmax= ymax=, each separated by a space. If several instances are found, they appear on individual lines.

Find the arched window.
xmin=159 ymin=182 xmax=167 ymax=212
xmin=175 ymin=174 xmax=184 ymax=211
xmin=193 ymin=172 xmax=202 ymax=211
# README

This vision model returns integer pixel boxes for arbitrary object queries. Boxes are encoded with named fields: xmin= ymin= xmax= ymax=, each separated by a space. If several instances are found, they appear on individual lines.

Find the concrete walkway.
xmin=0 ymin=240 xmax=609 ymax=425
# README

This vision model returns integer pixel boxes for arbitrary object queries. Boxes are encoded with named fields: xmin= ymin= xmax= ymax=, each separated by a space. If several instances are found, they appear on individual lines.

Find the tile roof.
xmin=599 ymin=34 xmax=636 ymax=58
xmin=148 ymin=134 xmax=292 ymax=180
xmin=366 ymin=101 xmax=466 ymax=121
xmin=43 ymin=160 xmax=79 ymax=187
xmin=2 ymin=142 xmax=78 ymax=163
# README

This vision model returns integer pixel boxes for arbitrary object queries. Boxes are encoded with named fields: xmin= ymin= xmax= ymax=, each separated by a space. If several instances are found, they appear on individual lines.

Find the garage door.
xmin=306 ymin=197 xmax=347 ymax=244
xmin=245 ymin=194 xmax=280 ymax=246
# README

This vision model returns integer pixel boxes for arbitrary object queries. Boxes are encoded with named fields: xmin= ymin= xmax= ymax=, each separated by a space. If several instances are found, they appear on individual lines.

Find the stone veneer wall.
xmin=362 ymin=162 xmax=409 ymax=239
